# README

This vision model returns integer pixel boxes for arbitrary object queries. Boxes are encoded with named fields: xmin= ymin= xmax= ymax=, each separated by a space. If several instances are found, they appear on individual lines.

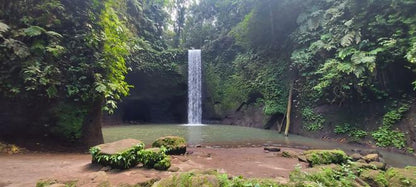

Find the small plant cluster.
xmin=302 ymin=107 xmax=325 ymax=131
xmin=334 ymin=123 xmax=367 ymax=142
xmin=90 ymin=143 xmax=145 ymax=169
xmin=138 ymin=147 xmax=171 ymax=170
xmin=0 ymin=142 xmax=23 ymax=154
xmin=290 ymin=164 xmax=357 ymax=187
xmin=371 ymin=104 xmax=410 ymax=149
xmin=90 ymin=141 xmax=171 ymax=170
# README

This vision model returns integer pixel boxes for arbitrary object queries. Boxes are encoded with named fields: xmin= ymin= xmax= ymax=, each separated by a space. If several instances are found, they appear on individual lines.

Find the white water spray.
xmin=187 ymin=50 xmax=202 ymax=125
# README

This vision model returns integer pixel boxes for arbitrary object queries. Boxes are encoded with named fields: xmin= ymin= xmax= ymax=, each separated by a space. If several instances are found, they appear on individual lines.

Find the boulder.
xmin=303 ymin=150 xmax=349 ymax=166
xmin=385 ymin=166 xmax=416 ymax=186
xmin=264 ymin=147 xmax=281 ymax=152
xmin=350 ymin=153 xmax=362 ymax=161
xmin=95 ymin=139 xmax=143 ymax=155
xmin=359 ymin=169 xmax=387 ymax=187
xmin=152 ymin=136 xmax=186 ymax=155
xmin=281 ymin=150 xmax=298 ymax=158
xmin=90 ymin=139 xmax=144 ymax=169
xmin=363 ymin=154 xmax=379 ymax=163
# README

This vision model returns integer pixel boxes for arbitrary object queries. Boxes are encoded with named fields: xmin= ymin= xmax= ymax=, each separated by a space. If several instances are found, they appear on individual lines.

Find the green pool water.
xmin=103 ymin=124 xmax=416 ymax=167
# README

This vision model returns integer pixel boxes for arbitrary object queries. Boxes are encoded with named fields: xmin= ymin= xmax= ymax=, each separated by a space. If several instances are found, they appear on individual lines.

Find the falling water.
xmin=188 ymin=50 xmax=202 ymax=125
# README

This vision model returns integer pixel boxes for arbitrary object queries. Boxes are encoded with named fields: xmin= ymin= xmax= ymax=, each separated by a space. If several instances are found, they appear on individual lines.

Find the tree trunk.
xmin=277 ymin=112 xmax=286 ymax=133
xmin=284 ymin=83 xmax=294 ymax=136
xmin=81 ymin=97 xmax=104 ymax=148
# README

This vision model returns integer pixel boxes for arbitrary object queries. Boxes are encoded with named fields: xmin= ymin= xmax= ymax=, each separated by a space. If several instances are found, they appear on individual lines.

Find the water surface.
xmin=103 ymin=124 xmax=416 ymax=167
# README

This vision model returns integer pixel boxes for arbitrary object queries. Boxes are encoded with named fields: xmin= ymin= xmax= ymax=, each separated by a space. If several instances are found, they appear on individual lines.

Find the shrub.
xmin=290 ymin=165 xmax=357 ymax=187
xmin=90 ymin=141 xmax=144 ymax=169
xmin=138 ymin=147 xmax=171 ymax=170
xmin=303 ymin=150 xmax=350 ymax=166
xmin=334 ymin=123 xmax=367 ymax=142
xmin=51 ymin=103 xmax=87 ymax=142
xmin=302 ymin=107 xmax=325 ymax=131
xmin=371 ymin=104 xmax=409 ymax=149
xmin=372 ymin=126 xmax=406 ymax=149
xmin=152 ymin=136 xmax=187 ymax=155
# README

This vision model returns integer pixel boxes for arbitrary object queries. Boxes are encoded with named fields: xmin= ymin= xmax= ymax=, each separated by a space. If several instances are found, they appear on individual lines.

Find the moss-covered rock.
xmin=359 ymin=169 xmax=387 ymax=187
xmin=138 ymin=148 xmax=171 ymax=170
xmin=362 ymin=154 xmax=380 ymax=163
xmin=153 ymin=171 xmax=284 ymax=187
xmin=90 ymin=139 xmax=144 ymax=169
xmin=303 ymin=150 xmax=349 ymax=166
xmin=152 ymin=136 xmax=186 ymax=155
xmin=385 ymin=166 xmax=416 ymax=186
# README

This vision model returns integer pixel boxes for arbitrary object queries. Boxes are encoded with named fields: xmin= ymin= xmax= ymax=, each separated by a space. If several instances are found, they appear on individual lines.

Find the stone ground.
xmin=0 ymin=147 xmax=307 ymax=187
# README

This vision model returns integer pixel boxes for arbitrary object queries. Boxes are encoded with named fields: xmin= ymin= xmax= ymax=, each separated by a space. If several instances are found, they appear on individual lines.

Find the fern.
xmin=24 ymin=26 xmax=46 ymax=37
xmin=0 ymin=21 xmax=9 ymax=33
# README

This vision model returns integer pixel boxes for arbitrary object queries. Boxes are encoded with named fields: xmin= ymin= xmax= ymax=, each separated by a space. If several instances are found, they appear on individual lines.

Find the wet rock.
xmin=363 ymin=154 xmax=379 ymax=163
xmin=352 ymin=149 xmax=381 ymax=157
xmin=369 ymin=161 xmax=386 ymax=170
xmin=281 ymin=150 xmax=298 ymax=158
xmin=168 ymin=166 xmax=180 ymax=172
xmin=350 ymin=153 xmax=362 ymax=161
xmin=264 ymin=147 xmax=281 ymax=152
xmin=298 ymin=155 xmax=308 ymax=163
xmin=100 ymin=166 xmax=111 ymax=172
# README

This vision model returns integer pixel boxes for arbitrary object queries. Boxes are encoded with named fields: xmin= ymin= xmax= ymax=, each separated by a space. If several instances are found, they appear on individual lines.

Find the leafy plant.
xmin=302 ymin=107 xmax=325 ymax=131
xmin=372 ymin=126 xmax=406 ymax=149
xmin=138 ymin=147 xmax=171 ymax=170
xmin=90 ymin=142 xmax=145 ymax=169
xmin=334 ymin=123 xmax=367 ymax=142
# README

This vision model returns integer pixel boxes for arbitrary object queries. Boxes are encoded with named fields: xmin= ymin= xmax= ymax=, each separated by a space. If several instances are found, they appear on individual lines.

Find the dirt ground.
xmin=0 ymin=147 xmax=307 ymax=187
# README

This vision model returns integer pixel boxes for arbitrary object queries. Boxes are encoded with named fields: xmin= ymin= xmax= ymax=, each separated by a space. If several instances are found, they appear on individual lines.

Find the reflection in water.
xmin=186 ymin=126 xmax=203 ymax=144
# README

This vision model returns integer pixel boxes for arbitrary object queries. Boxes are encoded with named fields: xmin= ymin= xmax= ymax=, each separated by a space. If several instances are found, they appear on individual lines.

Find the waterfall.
xmin=188 ymin=49 xmax=202 ymax=125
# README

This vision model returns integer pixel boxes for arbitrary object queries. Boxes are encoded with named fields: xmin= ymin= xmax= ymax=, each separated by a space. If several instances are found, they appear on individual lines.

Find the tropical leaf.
xmin=24 ymin=26 xmax=46 ymax=37
xmin=341 ymin=32 xmax=355 ymax=47
xmin=0 ymin=21 xmax=9 ymax=33
xmin=45 ymin=31 xmax=63 ymax=38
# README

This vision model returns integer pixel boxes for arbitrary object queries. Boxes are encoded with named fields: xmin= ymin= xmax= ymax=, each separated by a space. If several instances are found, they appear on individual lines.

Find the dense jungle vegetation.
xmin=1 ymin=0 xmax=416 ymax=150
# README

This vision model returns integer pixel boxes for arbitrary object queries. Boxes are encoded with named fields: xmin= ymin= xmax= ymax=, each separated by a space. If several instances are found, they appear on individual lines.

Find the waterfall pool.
xmin=103 ymin=124 xmax=416 ymax=167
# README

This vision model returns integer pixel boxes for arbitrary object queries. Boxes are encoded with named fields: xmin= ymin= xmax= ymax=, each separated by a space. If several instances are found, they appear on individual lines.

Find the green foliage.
xmin=303 ymin=150 xmax=350 ymax=166
xmin=93 ymin=0 xmax=132 ymax=114
xmin=334 ymin=123 xmax=367 ymax=142
xmin=290 ymin=164 xmax=357 ymax=187
xmin=154 ymin=171 xmax=285 ymax=187
xmin=137 ymin=147 xmax=171 ymax=170
xmin=90 ymin=142 xmax=145 ymax=169
xmin=372 ymin=126 xmax=406 ymax=149
xmin=372 ymin=103 xmax=410 ymax=149
xmin=302 ymin=107 xmax=325 ymax=131
xmin=382 ymin=104 xmax=410 ymax=127
xmin=51 ymin=103 xmax=87 ymax=142
xmin=36 ymin=179 xmax=77 ymax=187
